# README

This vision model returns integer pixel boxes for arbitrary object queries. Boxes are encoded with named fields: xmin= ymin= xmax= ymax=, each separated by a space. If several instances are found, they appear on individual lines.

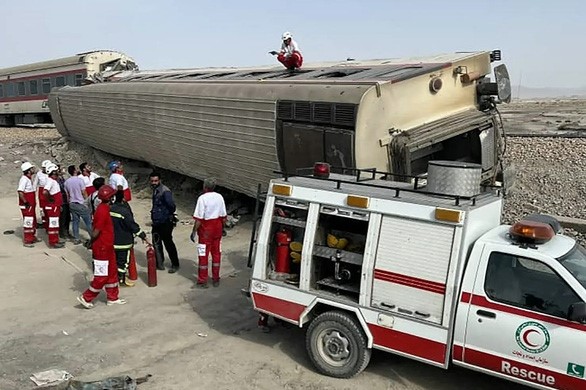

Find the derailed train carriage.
xmin=48 ymin=50 xmax=510 ymax=197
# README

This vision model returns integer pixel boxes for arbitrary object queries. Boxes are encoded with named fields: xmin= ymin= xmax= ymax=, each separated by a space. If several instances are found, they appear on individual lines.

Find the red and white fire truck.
xmin=246 ymin=162 xmax=586 ymax=390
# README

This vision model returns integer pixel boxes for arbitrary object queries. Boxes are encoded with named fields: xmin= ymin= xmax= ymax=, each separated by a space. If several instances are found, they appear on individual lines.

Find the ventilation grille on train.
xmin=277 ymin=101 xmax=357 ymax=127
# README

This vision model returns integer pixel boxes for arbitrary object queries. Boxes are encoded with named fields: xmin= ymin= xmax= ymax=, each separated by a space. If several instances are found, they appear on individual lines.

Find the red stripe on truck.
xmin=251 ymin=292 xmax=305 ymax=322
xmin=368 ymin=323 xmax=447 ymax=364
xmin=463 ymin=347 xmax=583 ymax=389
xmin=374 ymin=269 xmax=446 ymax=295
xmin=461 ymin=292 xmax=586 ymax=333
xmin=452 ymin=344 xmax=464 ymax=361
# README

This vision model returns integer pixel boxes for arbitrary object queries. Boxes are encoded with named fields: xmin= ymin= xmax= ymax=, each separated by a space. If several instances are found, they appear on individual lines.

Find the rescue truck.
xmin=246 ymin=161 xmax=586 ymax=390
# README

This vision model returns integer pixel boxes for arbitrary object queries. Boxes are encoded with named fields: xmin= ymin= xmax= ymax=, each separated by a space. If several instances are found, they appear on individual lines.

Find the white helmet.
xmin=41 ymin=160 xmax=52 ymax=169
xmin=21 ymin=162 xmax=34 ymax=172
xmin=282 ymin=31 xmax=292 ymax=41
xmin=46 ymin=163 xmax=59 ymax=175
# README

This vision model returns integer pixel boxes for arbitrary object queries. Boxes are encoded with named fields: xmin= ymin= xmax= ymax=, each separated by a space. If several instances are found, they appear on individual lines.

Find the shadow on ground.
xmin=185 ymin=251 xmax=527 ymax=390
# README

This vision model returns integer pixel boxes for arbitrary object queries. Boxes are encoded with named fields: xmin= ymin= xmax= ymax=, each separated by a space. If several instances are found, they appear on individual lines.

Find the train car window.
xmin=0 ymin=84 xmax=3 ymax=98
xmin=17 ymin=82 xmax=25 ymax=96
xmin=66 ymin=75 xmax=75 ymax=86
xmin=55 ymin=76 xmax=66 ymax=87
xmin=29 ymin=80 xmax=38 ymax=95
xmin=75 ymin=74 xmax=84 ymax=86
xmin=42 ymin=79 xmax=51 ymax=94
xmin=6 ymin=83 xmax=15 ymax=97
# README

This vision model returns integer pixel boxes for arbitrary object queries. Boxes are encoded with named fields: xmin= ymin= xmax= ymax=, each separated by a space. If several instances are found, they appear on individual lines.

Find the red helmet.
xmin=97 ymin=185 xmax=117 ymax=201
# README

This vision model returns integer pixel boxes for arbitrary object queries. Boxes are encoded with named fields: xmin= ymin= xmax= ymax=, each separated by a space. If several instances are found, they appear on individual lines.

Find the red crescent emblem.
xmin=522 ymin=329 xmax=540 ymax=347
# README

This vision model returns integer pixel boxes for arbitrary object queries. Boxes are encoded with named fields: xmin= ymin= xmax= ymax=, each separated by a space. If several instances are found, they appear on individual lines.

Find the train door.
xmin=278 ymin=123 xmax=355 ymax=173
xmin=275 ymin=100 xmax=357 ymax=174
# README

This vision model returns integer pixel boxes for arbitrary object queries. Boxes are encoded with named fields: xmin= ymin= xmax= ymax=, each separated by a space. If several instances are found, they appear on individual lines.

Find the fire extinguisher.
xmin=128 ymin=248 xmax=138 ymax=282
xmin=146 ymin=245 xmax=157 ymax=287
xmin=275 ymin=229 xmax=292 ymax=274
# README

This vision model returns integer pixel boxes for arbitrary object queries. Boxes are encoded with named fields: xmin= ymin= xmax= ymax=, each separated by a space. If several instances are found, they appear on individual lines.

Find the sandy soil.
xmin=4 ymin=98 xmax=581 ymax=390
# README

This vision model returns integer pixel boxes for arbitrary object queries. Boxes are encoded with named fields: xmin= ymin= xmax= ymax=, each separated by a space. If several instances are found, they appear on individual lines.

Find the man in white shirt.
xmin=271 ymin=31 xmax=303 ymax=70
xmin=190 ymin=178 xmax=227 ymax=288
xmin=17 ymin=162 xmax=40 ymax=247
xmin=108 ymin=160 xmax=132 ymax=202
xmin=79 ymin=162 xmax=100 ymax=195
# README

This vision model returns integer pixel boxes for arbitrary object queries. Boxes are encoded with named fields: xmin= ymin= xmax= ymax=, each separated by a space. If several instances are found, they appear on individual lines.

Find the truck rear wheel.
xmin=305 ymin=311 xmax=371 ymax=378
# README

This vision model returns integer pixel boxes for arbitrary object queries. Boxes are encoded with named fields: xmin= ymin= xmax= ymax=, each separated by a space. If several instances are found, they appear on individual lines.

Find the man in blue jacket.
xmin=150 ymin=172 xmax=180 ymax=273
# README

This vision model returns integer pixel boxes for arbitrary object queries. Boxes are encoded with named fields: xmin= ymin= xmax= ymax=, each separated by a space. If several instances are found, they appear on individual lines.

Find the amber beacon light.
xmin=509 ymin=220 xmax=555 ymax=243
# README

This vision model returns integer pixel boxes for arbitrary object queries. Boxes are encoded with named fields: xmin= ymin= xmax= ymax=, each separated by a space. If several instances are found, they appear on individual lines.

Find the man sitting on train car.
xmin=270 ymin=31 xmax=303 ymax=70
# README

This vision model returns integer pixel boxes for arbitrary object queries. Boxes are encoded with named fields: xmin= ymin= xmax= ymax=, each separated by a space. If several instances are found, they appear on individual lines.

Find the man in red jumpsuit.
xmin=190 ymin=178 xmax=227 ymax=288
xmin=33 ymin=159 xmax=52 ymax=228
xmin=77 ymin=185 xmax=127 ymax=309
xmin=17 ymin=162 xmax=40 ymax=247
xmin=43 ymin=164 xmax=65 ymax=249
xmin=270 ymin=31 xmax=303 ymax=70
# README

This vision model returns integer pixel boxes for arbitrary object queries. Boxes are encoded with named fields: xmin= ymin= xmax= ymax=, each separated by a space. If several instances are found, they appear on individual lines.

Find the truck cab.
xmin=247 ymin=162 xmax=586 ymax=389
xmin=454 ymin=220 xmax=586 ymax=389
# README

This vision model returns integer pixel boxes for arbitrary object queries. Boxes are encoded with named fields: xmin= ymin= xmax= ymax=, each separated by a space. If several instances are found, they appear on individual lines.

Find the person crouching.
xmin=110 ymin=190 xmax=150 ymax=287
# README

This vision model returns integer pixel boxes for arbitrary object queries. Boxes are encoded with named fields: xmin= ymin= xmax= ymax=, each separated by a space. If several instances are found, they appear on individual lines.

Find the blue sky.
xmin=1 ymin=0 xmax=583 ymax=87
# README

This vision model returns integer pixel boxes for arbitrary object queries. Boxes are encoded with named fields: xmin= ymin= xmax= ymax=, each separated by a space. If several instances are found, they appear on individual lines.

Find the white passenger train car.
xmin=0 ymin=50 xmax=137 ymax=125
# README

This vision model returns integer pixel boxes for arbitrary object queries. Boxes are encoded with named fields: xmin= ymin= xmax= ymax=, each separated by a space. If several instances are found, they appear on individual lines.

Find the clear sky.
xmin=1 ymin=0 xmax=583 ymax=88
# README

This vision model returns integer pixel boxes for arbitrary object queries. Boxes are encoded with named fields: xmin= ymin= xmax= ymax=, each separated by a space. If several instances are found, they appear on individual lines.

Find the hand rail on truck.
xmin=275 ymin=167 xmax=489 ymax=207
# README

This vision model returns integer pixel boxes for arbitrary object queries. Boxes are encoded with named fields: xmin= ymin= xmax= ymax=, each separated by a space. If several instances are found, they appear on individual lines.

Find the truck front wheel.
xmin=305 ymin=311 xmax=371 ymax=378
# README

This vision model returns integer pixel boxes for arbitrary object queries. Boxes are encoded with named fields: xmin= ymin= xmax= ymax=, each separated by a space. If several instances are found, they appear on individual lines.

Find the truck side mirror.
xmin=568 ymin=302 xmax=586 ymax=324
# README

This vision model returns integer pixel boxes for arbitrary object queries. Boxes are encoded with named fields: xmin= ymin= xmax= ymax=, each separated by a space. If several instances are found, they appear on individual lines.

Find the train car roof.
xmin=0 ymin=50 xmax=129 ymax=76
xmin=116 ymin=51 xmax=491 ymax=84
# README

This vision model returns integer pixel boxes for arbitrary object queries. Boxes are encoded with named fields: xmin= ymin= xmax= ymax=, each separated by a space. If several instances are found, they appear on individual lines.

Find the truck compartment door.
xmin=366 ymin=215 xmax=457 ymax=367
xmin=371 ymin=215 xmax=456 ymax=325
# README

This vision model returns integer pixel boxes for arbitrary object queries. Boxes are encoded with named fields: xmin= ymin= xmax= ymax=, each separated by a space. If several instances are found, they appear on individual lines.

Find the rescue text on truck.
xmin=245 ymin=161 xmax=586 ymax=390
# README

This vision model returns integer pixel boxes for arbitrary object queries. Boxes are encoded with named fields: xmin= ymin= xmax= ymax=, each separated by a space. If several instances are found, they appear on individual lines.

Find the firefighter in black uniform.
xmin=110 ymin=191 xmax=150 ymax=286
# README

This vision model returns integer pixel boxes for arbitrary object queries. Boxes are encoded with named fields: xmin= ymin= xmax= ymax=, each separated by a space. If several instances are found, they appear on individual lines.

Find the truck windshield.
xmin=558 ymin=244 xmax=586 ymax=288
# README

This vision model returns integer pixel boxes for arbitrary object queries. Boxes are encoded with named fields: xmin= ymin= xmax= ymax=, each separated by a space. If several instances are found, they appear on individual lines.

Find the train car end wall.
xmin=354 ymin=52 xmax=493 ymax=173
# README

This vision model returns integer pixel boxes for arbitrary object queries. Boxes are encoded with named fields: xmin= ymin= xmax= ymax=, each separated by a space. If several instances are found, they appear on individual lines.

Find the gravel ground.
xmin=501 ymin=136 xmax=586 ymax=245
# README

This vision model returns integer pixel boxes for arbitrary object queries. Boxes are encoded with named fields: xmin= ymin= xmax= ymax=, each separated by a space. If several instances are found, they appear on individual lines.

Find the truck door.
xmin=460 ymin=245 xmax=586 ymax=389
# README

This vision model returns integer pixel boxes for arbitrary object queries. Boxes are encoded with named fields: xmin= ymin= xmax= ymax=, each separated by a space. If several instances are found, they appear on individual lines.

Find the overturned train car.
xmin=48 ymin=51 xmax=510 ymax=196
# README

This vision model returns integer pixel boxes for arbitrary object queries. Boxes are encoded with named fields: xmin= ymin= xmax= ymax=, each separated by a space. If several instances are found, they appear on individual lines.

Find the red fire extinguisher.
xmin=128 ymin=248 xmax=138 ymax=283
xmin=275 ymin=229 xmax=292 ymax=274
xmin=147 ymin=245 xmax=157 ymax=287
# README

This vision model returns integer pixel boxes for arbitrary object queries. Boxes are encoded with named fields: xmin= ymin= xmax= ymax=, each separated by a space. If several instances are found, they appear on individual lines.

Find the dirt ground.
xmin=3 ymin=98 xmax=581 ymax=390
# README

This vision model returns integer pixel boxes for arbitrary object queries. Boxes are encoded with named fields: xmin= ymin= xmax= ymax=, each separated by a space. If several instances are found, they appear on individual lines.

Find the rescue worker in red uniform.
xmin=190 ymin=178 xmax=227 ymax=288
xmin=270 ymin=32 xmax=303 ymax=70
xmin=77 ymin=185 xmax=127 ymax=309
xmin=43 ymin=164 xmax=65 ymax=249
xmin=108 ymin=160 xmax=132 ymax=202
xmin=17 ymin=162 xmax=41 ymax=247
xmin=110 ymin=191 xmax=150 ymax=287
xmin=33 ymin=159 xmax=52 ymax=228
